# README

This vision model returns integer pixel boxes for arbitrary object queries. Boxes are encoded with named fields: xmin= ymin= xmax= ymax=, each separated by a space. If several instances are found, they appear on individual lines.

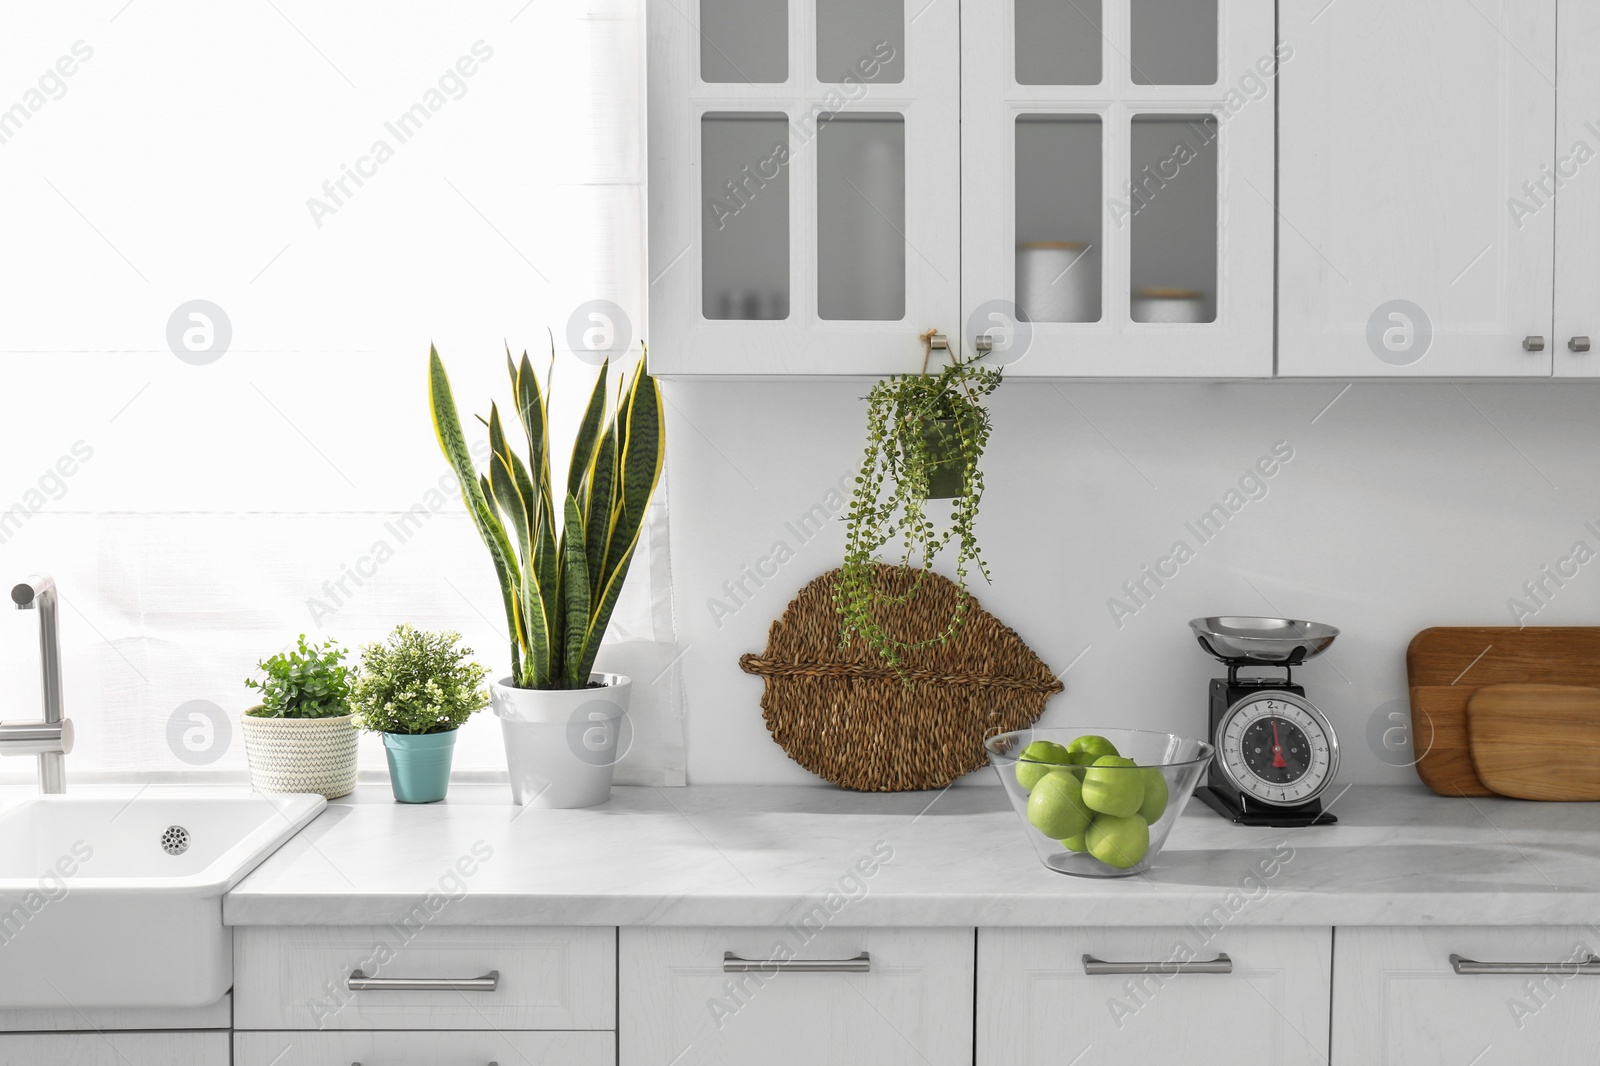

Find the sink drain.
xmin=160 ymin=825 xmax=190 ymax=855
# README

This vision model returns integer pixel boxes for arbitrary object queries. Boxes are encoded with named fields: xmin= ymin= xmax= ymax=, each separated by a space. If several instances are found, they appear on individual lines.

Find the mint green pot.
xmin=382 ymin=729 xmax=458 ymax=803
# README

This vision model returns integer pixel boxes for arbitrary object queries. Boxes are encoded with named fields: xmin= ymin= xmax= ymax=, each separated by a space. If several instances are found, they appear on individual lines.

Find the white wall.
xmin=665 ymin=378 xmax=1600 ymax=786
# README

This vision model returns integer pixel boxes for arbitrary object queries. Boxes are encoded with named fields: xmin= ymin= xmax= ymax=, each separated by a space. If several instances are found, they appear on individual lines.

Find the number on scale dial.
xmin=1219 ymin=692 xmax=1339 ymax=808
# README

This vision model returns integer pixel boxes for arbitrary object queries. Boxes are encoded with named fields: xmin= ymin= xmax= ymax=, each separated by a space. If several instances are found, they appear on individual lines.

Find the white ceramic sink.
xmin=0 ymin=787 xmax=324 ymax=1008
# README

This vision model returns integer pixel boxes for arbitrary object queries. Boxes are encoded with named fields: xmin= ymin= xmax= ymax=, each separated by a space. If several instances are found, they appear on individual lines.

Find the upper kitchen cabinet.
xmin=1556 ymin=0 xmax=1600 ymax=376
xmin=960 ymin=0 xmax=1276 ymax=377
xmin=1279 ymin=0 xmax=1557 ymax=377
xmin=647 ymin=0 xmax=960 ymax=376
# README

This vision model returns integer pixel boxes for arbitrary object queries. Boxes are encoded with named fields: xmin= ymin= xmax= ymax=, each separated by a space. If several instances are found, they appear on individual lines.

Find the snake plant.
xmin=428 ymin=344 xmax=665 ymax=690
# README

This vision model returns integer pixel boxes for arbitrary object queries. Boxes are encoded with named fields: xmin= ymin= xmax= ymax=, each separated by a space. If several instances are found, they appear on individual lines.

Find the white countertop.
xmin=222 ymin=782 xmax=1600 ymax=928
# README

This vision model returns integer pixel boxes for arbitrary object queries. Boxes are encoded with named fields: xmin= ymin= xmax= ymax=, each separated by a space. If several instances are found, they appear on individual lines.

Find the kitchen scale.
xmin=1188 ymin=617 xmax=1342 ymax=827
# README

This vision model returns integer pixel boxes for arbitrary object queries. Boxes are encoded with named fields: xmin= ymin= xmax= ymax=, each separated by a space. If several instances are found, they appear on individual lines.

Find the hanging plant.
xmin=836 ymin=331 xmax=1003 ymax=673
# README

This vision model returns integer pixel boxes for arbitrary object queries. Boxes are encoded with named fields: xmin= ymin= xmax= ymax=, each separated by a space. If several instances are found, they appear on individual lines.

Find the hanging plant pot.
xmin=919 ymin=416 xmax=967 ymax=500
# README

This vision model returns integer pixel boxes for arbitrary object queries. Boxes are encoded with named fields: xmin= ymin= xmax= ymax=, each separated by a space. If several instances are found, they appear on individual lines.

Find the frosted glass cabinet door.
xmin=961 ymin=0 xmax=1274 ymax=377
xmin=648 ymin=0 xmax=959 ymax=376
xmin=1556 ymin=0 xmax=1600 ymax=377
xmin=1279 ymin=0 xmax=1555 ymax=377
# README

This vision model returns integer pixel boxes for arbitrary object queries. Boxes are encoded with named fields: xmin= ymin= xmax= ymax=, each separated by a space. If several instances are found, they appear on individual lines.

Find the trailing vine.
xmin=835 ymin=334 xmax=1003 ymax=674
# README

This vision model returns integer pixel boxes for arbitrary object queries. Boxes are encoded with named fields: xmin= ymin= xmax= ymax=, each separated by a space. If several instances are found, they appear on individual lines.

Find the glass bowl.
xmin=985 ymin=727 xmax=1214 ymax=878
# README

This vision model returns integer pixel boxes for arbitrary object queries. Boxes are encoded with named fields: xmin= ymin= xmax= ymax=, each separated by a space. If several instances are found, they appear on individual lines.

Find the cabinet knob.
xmin=1522 ymin=335 xmax=1546 ymax=352
xmin=1570 ymin=336 xmax=1591 ymax=353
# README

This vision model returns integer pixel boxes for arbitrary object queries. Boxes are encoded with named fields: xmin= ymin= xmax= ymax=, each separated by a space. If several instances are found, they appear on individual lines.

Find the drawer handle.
xmin=345 ymin=969 xmax=500 ymax=992
xmin=723 ymin=951 xmax=871 ymax=974
xmin=1523 ymin=335 xmax=1546 ymax=352
xmin=1082 ymin=953 xmax=1232 ymax=976
xmin=1450 ymin=953 xmax=1600 ymax=976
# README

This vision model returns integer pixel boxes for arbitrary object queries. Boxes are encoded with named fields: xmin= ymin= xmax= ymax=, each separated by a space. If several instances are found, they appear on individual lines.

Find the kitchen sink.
xmin=0 ymin=787 xmax=324 ymax=1008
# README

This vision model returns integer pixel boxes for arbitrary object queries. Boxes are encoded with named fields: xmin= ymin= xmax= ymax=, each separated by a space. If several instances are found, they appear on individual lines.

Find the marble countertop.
xmin=222 ymin=782 xmax=1600 ymax=928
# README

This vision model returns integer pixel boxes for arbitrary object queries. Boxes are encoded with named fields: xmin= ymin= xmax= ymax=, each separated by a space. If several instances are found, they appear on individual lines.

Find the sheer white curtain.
xmin=0 ymin=0 xmax=684 ymax=784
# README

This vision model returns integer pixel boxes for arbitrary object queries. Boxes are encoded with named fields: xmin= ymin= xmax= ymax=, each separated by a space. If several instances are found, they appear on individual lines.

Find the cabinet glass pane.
xmin=700 ymin=0 xmax=787 ymax=83
xmin=817 ymin=113 xmax=906 ymax=321
xmin=1129 ymin=114 xmax=1217 ymax=323
xmin=1015 ymin=115 xmax=1101 ymax=323
xmin=1015 ymin=0 xmax=1102 ymax=86
xmin=817 ymin=0 xmax=904 ymax=84
xmin=1130 ymin=0 xmax=1217 ymax=85
xmin=702 ymin=113 xmax=790 ymax=320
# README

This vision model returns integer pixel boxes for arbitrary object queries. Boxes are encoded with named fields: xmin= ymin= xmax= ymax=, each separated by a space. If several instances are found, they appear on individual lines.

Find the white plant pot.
xmin=492 ymin=673 xmax=631 ymax=808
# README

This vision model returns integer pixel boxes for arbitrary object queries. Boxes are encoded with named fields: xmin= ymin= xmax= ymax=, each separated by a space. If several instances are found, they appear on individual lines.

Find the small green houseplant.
xmin=836 ymin=341 xmax=1002 ymax=675
xmin=240 ymin=636 xmax=359 ymax=799
xmin=429 ymin=342 xmax=665 ymax=807
xmin=352 ymin=624 xmax=490 ymax=803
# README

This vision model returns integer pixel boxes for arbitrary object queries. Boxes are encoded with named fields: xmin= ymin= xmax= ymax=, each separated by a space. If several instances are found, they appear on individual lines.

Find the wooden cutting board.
xmin=1467 ymin=684 xmax=1600 ymax=801
xmin=1406 ymin=627 xmax=1600 ymax=797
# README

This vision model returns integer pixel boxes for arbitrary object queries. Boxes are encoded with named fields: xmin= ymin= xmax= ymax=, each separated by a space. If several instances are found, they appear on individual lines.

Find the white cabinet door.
xmin=648 ymin=0 xmax=960 ymax=376
xmin=0 ymin=1032 xmax=228 ymax=1066
xmin=1279 ymin=0 xmax=1556 ymax=377
xmin=235 ymin=1030 xmax=614 ymax=1066
xmin=977 ymin=926 xmax=1331 ymax=1066
xmin=961 ymin=0 xmax=1276 ymax=377
xmin=1332 ymin=926 xmax=1600 ymax=1064
xmin=620 ymin=926 xmax=973 ymax=1066
xmin=1555 ymin=0 xmax=1600 ymax=376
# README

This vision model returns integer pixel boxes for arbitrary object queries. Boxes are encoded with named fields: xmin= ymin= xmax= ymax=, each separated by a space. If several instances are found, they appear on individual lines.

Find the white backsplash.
xmin=665 ymin=379 xmax=1600 ymax=786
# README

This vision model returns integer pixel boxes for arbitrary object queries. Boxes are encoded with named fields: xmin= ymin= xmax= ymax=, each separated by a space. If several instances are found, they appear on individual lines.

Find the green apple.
xmin=1137 ymin=767 xmax=1169 ymax=823
xmin=1067 ymin=734 xmax=1120 ymax=760
xmin=1060 ymin=830 xmax=1090 ymax=853
xmin=1081 ymin=755 xmax=1144 ymax=818
xmin=1087 ymin=813 xmax=1150 ymax=869
xmin=1026 ymin=769 xmax=1093 ymax=840
xmin=1015 ymin=740 xmax=1072 ymax=790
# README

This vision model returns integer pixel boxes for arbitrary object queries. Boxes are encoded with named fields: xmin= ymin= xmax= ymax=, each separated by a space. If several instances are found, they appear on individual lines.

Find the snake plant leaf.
xmin=560 ymin=494 xmax=591 ymax=689
xmin=601 ymin=361 xmax=665 ymax=583
xmin=567 ymin=359 xmax=609 ymax=512
xmin=510 ymin=347 xmax=551 ymax=515
xmin=575 ymin=362 xmax=665 ymax=681
xmin=487 ymin=405 xmax=533 ymax=560
xmin=583 ymin=420 xmax=617 ymax=601
xmin=429 ymin=346 xmax=525 ymax=681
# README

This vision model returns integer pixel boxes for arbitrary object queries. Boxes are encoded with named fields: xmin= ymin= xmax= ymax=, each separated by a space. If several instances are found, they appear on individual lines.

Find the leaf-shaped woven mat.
xmin=739 ymin=565 xmax=1063 ymax=791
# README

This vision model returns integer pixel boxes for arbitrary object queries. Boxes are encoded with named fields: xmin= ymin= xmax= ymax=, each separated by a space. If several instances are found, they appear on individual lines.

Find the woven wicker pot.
xmin=240 ymin=707 xmax=359 ymax=799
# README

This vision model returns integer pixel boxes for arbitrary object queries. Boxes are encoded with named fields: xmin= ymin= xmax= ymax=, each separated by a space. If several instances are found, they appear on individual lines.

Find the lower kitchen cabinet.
xmin=1332 ymin=926 xmax=1600 ymax=1064
xmin=0 ymin=1032 xmax=228 ymax=1065
xmin=977 ymin=926 xmax=1332 ymax=1065
xmin=620 ymin=927 xmax=974 ymax=1066
xmin=234 ymin=1030 xmax=615 ymax=1065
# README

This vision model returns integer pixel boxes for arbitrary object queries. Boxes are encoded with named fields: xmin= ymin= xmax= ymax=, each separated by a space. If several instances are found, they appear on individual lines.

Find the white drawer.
xmin=235 ymin=1030 xmax=614 ymax=1066
xmin=978 ymin=926 xmax=1332 ymax=1066
xmin=621 ymin=927 xmax=974 ymax=1066
xmin=0 ymin=1032 xmax=228 ymax=1066
xmin=1333 ymin=926 xmax=1600 ymax=1065
xmin=234 ymin=925 xmax=615 ymax=1030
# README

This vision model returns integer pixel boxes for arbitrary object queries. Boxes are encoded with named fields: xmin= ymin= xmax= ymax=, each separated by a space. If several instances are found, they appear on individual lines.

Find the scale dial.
xmin=1218 ymin=691 xmax=1340 ymax=808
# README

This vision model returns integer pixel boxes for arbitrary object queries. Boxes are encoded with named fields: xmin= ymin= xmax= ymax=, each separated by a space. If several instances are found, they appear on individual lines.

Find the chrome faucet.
xmin=2 ymin=575 xmax=73 ymax=793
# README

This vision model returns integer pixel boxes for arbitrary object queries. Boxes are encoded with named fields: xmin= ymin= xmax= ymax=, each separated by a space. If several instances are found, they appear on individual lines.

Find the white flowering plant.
xmin=351 ymin=624 xmax=490 ymax=736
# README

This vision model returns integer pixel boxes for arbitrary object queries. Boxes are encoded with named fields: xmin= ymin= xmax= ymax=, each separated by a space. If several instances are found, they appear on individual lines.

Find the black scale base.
xmin=1204 ymin=675 xmax=1337 ymax=827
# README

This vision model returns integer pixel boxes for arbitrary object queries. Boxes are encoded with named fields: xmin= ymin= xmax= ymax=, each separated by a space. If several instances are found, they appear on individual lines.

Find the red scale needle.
xmin=1270 ymin=719 xmax=1288 ymax=769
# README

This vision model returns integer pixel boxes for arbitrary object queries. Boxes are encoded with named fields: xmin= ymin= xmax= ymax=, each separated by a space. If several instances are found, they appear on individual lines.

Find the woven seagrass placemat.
xmin=739 ymin=565 xmax=1063 ymax=791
